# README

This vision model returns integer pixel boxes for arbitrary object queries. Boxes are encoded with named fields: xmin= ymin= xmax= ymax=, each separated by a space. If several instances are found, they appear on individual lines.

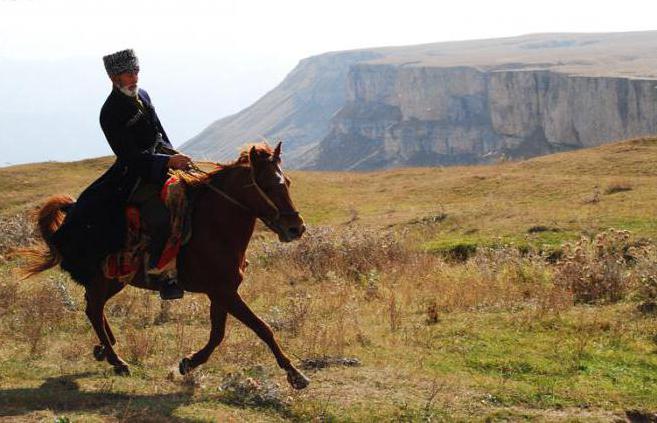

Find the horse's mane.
xmin=172 ymin=142 xmax=274 ymax=189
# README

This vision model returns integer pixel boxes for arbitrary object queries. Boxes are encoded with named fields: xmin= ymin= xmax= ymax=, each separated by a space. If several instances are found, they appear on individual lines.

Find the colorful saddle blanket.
xmin=102 ymin=176 xmax=191 ymax=284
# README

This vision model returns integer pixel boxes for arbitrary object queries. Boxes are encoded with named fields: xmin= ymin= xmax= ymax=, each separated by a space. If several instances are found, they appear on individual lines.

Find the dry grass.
xmin=5 ymin=138 xmax=657 ymax=240
xmin=3 ymin=138 xmax=657 ymax=420
xmin=1 ymin=224 xmax=657 ymax=420
xmin=2 ymin=273 xmax=75 ymax=355
xmin=0 ymin=212 xmax=36 ymax=257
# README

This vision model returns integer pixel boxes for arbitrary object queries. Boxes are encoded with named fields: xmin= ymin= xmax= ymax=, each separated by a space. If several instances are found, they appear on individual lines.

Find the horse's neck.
xmin=192 ymin=184 xmax=256 ymax=255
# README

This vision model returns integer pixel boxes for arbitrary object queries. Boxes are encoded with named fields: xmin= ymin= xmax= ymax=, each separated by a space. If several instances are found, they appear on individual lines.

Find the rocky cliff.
xmin=310 ymin=65 xmax=657 ymax=170
xmin=182 ymin=51 xmax=381 ymax=164
xmin=183 ymin=32 xmax=657 ymax=170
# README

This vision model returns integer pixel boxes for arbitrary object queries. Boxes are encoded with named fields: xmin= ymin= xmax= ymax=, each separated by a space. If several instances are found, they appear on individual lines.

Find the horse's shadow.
xmin=0 ymin=372 xmax=198 ymax=421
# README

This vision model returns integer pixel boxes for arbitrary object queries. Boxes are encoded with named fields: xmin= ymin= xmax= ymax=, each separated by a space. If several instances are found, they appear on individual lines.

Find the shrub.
xmin=467 ymin=247 xmax=566 ymax=311
xmin=626 ymin=244 xmax=657 ymax=303
xmin=554 ymin=229 xmax=633 ymax=304
xmin=604 ymin=180 xmax=632 ymax=195
xmin=10 ymin=279 xmax=70 ymax=355
xmin=445 ymin=242 xmax=478 ymax=262
xmin=265 ymin=292 xmax=310 ymax=335
xmin=124 ymin=327 xmax=159 ymax=364
xmin=49 ymin=273 xmax=77 ymax=311
xmin=255 ymin=226 xmax=411 ymax=280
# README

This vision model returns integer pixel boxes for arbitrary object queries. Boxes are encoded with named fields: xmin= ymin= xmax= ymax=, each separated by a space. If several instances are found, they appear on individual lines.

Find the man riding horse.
xmin=52 ymin=49 xmax=188 ymax=299
xmin=22 ymin=50 xmax=311 ymax=388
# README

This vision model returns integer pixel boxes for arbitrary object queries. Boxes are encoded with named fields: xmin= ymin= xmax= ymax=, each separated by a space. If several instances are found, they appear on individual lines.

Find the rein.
xmin=187 ymin=161 xmax=297 ymax=224
xmin=246 ymin=162 xmax=281 ymax=220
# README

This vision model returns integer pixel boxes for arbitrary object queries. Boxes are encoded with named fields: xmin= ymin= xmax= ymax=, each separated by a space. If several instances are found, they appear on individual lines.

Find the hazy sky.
xmin=2 ymin=0 xmax=657 ymax=166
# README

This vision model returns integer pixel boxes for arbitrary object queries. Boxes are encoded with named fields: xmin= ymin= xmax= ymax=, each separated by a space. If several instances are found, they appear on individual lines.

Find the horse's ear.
xmin=249 ymin=146 xmax=258 ymax=165
xmin=273 ymin=142 xmax=282 ymax=159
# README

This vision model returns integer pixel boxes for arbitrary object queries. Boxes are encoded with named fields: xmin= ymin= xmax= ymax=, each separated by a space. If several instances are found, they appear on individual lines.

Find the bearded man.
xmin=53 ymin=49 xmax=188 ymax=300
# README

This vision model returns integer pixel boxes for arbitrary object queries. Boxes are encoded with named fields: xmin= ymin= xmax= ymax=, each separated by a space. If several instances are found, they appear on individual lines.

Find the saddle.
xmin=103 ymin=175 xmax=193 ymax=284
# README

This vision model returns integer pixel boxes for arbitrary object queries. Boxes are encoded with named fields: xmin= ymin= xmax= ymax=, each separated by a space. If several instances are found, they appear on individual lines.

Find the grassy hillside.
xmin=5 ymin=137 xmax=657 ymax=250
xmin=2 ymin=139 xmax=657 ymax=421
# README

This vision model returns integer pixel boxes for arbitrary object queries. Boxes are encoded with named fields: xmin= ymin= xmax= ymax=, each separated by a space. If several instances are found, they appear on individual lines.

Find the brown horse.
xmin=20 ymin=142 xmax=311 ymax=389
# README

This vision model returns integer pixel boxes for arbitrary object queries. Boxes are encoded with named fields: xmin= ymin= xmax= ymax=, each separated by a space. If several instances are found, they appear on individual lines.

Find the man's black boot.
xmin=159 ymin=277 xmax=184 ymax=300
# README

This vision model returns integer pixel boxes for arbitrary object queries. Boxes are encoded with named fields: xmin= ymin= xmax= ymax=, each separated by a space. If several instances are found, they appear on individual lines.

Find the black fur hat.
xmin=103 ymin=49 xmax=139 ymax=77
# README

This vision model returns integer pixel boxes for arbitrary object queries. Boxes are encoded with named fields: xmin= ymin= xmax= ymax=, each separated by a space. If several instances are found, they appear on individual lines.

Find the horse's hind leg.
xmin=179 ymin=299 xmax=227 ymax=375
xmin=93 ymin=313 xmax=117 ymax=361
xmin=93 ymin=317 xmax=114 ymax=360
xmin=93 ymin=280 xmax=124 ymax=361
xmin=85 ymin=278 xmax=129 ymax=375
xmin=221 ymin=292 xmax=310 ymax=390
xmin=104 ymin=279 xmax=124 ymax=345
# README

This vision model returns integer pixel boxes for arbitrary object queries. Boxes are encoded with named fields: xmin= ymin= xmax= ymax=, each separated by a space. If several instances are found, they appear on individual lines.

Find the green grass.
xmin=423 ymin=229 xmax=577 ymax=259
xmin=431 ymin=308 xmax=657 ymax=409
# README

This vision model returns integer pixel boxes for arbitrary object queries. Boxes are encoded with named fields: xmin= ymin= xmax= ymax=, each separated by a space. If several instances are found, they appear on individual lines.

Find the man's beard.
xmin=117 ymin=83 xmax=138 ymax=97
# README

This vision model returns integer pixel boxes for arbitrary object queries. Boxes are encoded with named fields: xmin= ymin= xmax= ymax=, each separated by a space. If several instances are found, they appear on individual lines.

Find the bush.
xmin=265 ymin=292 xmax=310 ymax=335
xmin=255 ymin=226 xmax=411 ymax=280
xmin=626 ymin=244 xmax=657 ymax=303
xmin=604 ymin=181 xmax=632 ymax=195
xmin=445 ymin=242 xmax=478 ymax=262
xmin=466 ymin=246 xmax=566 ymax=312
xmin=554 ymin=229 xmax=633 ymax=304
xmin=125 ymin=327 xmax=159 ymax=364
xmin=10 ymin=278 xmax=70 ymax=355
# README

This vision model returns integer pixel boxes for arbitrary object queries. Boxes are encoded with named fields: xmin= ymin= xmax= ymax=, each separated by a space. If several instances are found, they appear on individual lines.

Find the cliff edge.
xmin=183 ymin=32 xmax=657 ymax=169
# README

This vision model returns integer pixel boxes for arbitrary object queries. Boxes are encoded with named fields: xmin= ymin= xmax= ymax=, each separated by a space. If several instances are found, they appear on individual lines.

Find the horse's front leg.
xmin=179 ymin=299 xmax=227 ymax=375
xmin=220 ymin=292 xmax=310 ymax=390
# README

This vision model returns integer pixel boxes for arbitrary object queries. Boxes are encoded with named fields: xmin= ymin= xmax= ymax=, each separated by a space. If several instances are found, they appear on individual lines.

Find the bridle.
xmin=188 ymin=161 xmax=300 ymax=231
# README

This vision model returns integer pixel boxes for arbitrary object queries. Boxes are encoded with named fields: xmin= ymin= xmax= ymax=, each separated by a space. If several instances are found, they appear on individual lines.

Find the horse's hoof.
xmin=179 ymin=357 xmax=193 ymax=375
xmin=114 ymin=364 xmax=130 ymax=376
xmin=93 ymin=345 xmax=107 ymax=361
xmin=287 ymin=369 xmax=310 ymax=390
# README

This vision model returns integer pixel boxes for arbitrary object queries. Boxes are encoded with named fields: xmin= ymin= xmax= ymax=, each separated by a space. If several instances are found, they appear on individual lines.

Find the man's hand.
xmin=168 ymin=154 xmax=192 ymax=170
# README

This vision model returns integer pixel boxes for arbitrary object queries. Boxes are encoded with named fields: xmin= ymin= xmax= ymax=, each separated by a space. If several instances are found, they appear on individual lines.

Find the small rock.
xmin=638 ymin=302 xmax=657 ymax=315
xmin=300 ymin=356 xmax=362 ymax=370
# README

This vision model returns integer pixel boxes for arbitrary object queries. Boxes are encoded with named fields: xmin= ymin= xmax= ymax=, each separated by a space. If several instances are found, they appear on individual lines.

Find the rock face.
xmin=183 ymin=32 xmax=657 ymax=170
xmin=182 ymin=51 xmax=381 ymax=165
xmin=311 ymin=66 xmax=657 ymax=170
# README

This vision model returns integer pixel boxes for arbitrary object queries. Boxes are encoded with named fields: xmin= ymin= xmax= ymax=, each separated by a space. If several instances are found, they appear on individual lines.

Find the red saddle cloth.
xmin=103 ymin=176 xmax=188 ymax=283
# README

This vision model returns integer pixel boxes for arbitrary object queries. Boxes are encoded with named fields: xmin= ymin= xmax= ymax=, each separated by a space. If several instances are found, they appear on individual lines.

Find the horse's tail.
xmin=18 ymin=195 xmax=75 ymax=279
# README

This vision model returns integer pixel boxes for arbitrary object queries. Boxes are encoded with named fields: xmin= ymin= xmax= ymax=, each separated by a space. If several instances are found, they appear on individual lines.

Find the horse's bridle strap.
xmin=248 ymin=163 xmax=280 ymax=220
xmin=203 ymin=182 xmax=252 ymax=213
xmin=189 ymin=161 xmax=294 ymax=222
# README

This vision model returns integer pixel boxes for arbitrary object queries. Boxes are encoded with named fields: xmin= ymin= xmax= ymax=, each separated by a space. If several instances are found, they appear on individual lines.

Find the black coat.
xmin=54 ymin=87 xmax=175 ymax=283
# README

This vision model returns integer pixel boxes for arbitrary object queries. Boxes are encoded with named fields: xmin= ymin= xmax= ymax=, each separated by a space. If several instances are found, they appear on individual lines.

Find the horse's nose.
xmin=288 ymin=224 xmax=305 ymax=239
